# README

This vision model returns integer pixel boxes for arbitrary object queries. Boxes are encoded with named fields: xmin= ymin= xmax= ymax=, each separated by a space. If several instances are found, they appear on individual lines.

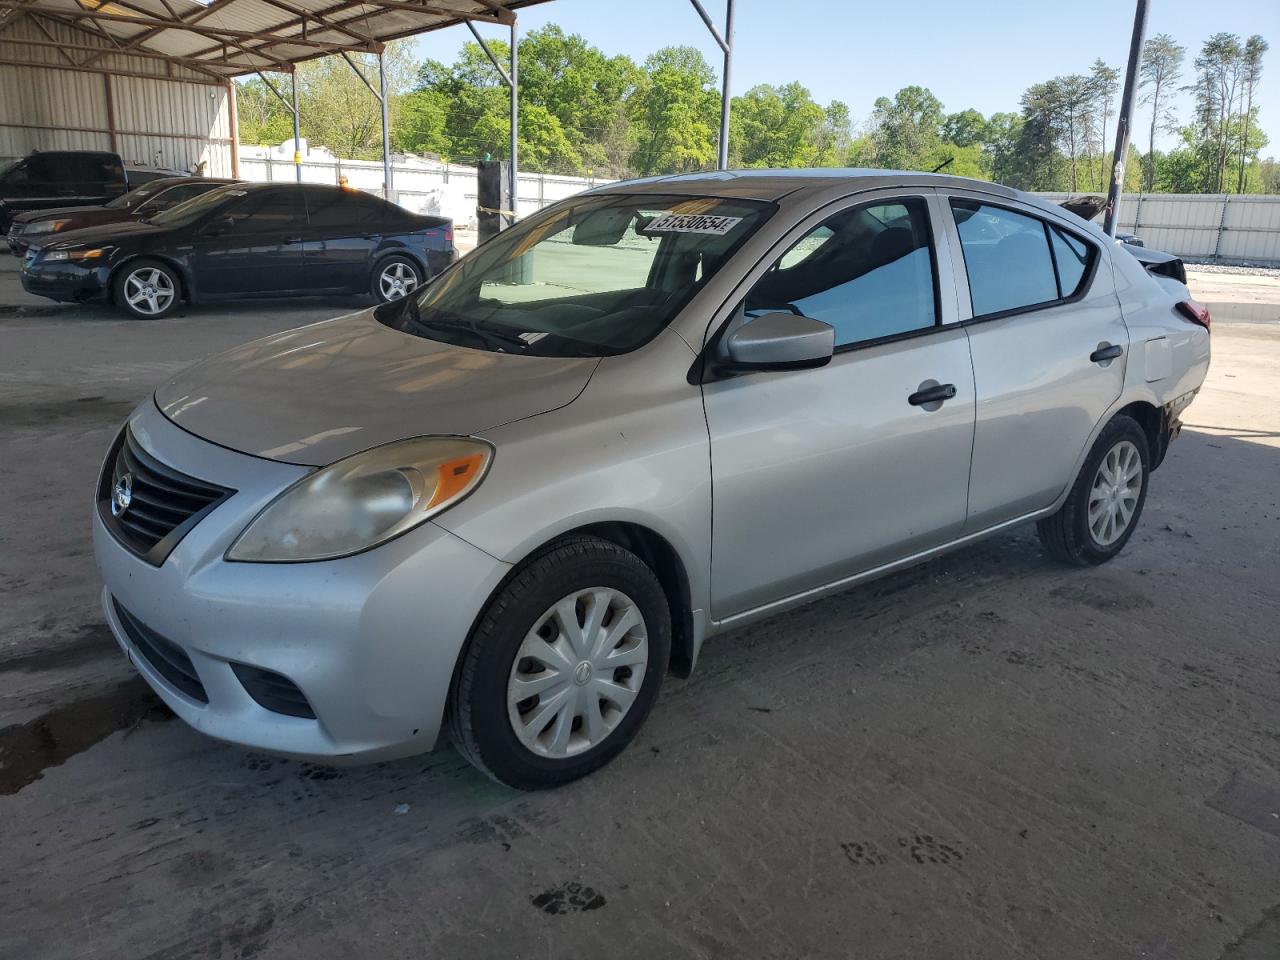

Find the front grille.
xmin=231 ymin=663 xmax=316 ymax=719
xmin=98 ymin=426 xmax=233 ymax=566
xmin=113 ymin=599 xmax=208 ymax=703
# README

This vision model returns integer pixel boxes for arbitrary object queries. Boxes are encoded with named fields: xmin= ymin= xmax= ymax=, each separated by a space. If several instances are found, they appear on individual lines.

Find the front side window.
xmin=743 ymin=198 xmax=938 ymax=348
xmin=951 ymin=199 xmax=1094 ymax=317
xmin=386 ymin=193 xmax=773 ymax=357
xmin=223 ymin=190 xmax=305 ymax=232
xmin=142 ymin=183 xmax=208 ymax=212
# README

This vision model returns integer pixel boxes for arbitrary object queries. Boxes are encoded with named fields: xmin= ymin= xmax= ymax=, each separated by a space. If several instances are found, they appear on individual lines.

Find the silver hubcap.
xmin=123 ymin=267 xmax=175 ymax=316
xmin=379 ymin=261 xmax=418 ymax=300
xmin=507 ymin=587 xmax=648 ymax=759
xmin=1089 ymin=439 xmax=1142 ymax=546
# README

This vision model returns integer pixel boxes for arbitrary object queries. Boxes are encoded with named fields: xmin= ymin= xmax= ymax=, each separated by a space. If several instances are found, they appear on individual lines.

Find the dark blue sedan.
xmin=20 ymin=182 xmax=455 ymax=319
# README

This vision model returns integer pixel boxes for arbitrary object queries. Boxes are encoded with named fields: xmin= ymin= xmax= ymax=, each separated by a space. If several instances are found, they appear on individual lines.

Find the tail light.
xmin=444 ymin=223 xmax=454 ymax=248
xmin=1176 ymin=299 xmax=1211 ymax=332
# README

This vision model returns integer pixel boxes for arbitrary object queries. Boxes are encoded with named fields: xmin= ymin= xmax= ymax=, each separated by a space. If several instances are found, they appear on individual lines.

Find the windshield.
xmin=148 ymin=185 xmax=242 ymax=226
xmin=385 ymin=193 xmax=773 ymax=357
xmin=105 ymin=180 xmax=173 ymax=210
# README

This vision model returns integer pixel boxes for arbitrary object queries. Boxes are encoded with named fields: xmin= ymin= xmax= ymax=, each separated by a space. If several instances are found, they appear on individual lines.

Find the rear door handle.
xmin=1090 ymin=343 xmax=1123 ymax=363
xmin=283 ymin=236 xmax=303 ymax=244
xmin=908 ymin=383 xmax=957 ymax=406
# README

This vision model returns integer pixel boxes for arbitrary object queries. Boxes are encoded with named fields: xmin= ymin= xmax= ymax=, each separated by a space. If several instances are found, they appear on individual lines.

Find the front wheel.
xmin=449 ymin=536 xmax=671 ymax=790
xmin=371 ymin=255 xmax=422 ymax=304
xmin=113 ymin=259 xmax=180 ymax=319
xmin=1037 ymin=414 xmax=1150 ymax=566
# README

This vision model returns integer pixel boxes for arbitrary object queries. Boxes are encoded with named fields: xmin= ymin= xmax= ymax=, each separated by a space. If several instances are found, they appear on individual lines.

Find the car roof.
xmin=148 ymin=177 xmax=238 ymax=187
xmin=588 ymin=168 xmax=1025 ymax=203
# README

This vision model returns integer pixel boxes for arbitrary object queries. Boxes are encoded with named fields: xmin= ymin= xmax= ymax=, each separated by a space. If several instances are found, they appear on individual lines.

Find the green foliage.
xmin=628 ymin=46 xmax=720 ymax=176
xmin=235 ymin=22 xmax=1269 ymax=196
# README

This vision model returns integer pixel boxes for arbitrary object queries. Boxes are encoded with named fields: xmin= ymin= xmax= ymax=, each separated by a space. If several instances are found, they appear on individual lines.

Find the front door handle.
xmin=1090 ymin=343 xmax=1123 ymax=363
xmin=283 ymin=236 xmax=304 ymax=244
xmin=908 ymin=382 xmax=957 ymax=407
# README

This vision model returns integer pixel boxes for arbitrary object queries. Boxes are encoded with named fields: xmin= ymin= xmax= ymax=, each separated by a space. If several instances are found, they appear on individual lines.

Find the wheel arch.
xmin=1114 ymin=399 xmax=1168 ymax=469
xmin=371 ymin=246 xmax=428 ymax=281
xmin=460 ymin=521 xmax=698 ymax=682
xmin=108 ymin=253 xmax=192 ymax=304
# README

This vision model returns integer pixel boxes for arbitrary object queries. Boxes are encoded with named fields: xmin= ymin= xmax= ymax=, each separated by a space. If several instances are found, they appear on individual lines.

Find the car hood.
xmin=44 ymin=219 xmax=168 ymax=249
xmin=12 ymin=204 xmax=104 ymax=225
xmin=154 ymin=309 xmax=600 ymax=466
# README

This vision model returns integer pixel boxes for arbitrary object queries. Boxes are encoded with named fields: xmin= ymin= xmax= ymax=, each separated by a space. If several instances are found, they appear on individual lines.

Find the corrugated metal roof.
xmin=0 ymin=0 xmax=550 ymax=81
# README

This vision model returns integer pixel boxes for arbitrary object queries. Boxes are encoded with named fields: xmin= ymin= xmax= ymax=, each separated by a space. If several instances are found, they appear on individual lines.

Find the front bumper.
xmin=94 ymin=399 xmax=511 ymax=762
xmin=20 ymin=254 xmax=111 ymax=303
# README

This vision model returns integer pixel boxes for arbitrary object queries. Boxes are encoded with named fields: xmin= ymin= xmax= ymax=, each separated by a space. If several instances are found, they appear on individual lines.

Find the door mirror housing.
xmin=720 ymin=312 xmax=835 ymax=371
xmin=202 ymin=215 xmax=235 ymax=236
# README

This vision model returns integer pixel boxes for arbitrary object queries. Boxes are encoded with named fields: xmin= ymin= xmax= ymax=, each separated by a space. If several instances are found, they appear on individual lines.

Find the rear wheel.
xmin=1037 ymin=414 xmax=1150 ymax=566
xmin=449 ymin=536 xmax=670 ymax=790
xmin=113 ymin=259 xmax=180 ymax=319
xmin=371 ymin=255 xmax=421 ymax=304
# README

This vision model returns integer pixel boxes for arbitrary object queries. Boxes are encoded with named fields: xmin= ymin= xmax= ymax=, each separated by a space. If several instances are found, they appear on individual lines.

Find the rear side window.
xmin=1049 ymin=224 xmax=1092 ymax=296
xmin=305 ymin=189 xmax=385 ymax=230
xmin=951 ymin=199 xmax=1096 ymax=317
xmin=744 ymin=197 xmax=937 ymax=348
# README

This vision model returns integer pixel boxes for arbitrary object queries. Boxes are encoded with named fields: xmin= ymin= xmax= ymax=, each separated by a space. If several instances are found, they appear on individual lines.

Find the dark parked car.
xmin=20 ymin=182 xmax=455 ymax=319
xmin=0 ymin=151 xmax=128 ymax=233
xmin=7 ymin=177 xmax=236 ymax=256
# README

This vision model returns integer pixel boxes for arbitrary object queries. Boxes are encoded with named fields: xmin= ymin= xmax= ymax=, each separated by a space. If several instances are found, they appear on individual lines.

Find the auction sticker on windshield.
xmin=643 ymin=212 xmax=743 ymax=236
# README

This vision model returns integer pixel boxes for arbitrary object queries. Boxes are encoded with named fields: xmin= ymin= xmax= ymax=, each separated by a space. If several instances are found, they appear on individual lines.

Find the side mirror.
xmin=721 ymin=312 xmax=835 ymax=371
xmin=202 ymin=216 xmax=234 ymax=236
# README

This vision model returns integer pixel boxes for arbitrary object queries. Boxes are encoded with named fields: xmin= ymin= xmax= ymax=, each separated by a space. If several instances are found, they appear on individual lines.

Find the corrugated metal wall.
xmin=1038 ymin=192 xmax=1280 ymax=264
xmin=0 ymin=17 xmax=233 ymax=176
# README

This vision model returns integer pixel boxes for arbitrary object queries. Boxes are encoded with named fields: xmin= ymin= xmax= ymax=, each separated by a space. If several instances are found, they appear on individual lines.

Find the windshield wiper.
xmin=408 ymin=310 xmax=531 ymax=352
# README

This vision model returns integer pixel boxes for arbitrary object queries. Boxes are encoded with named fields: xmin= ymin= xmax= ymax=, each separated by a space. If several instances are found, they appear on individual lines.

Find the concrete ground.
xmin=1 ymin=251 xmax=1278 ymax=960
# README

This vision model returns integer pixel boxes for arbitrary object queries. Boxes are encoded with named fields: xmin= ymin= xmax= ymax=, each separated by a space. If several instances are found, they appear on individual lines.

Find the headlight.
xmin=28 ymin=219 xmax=70 ymax=235
xmin=226 ymin=437 xmax=493 ymax=562
xmin=44 ymin=247 xmax=111 ymax=262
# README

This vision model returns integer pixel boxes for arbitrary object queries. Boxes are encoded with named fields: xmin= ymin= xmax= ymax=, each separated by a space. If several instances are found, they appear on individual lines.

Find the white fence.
xmin=235 ymin=151 xmax=1280 ymax=265
xmin=1038 ymin=192 xmax=1280 ymax=264
xmin=237 ymin=151 xmax=615 ymax=229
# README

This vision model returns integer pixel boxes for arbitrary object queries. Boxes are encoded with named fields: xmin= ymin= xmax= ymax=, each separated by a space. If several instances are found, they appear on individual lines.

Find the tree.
xmin=1237 ymin=35 xmax=1269 ymax=191
xmin=942 ymin=108 xmax=989 ymax=148
xmin=730 ymin=83 xmax=826 ymax=167
xmin=865 ymin=86 xmax=944 ymax=169
xmin=1017 ymin=81 xmax=1067 ymax=190
xmin=1088 ymin=60 xmax=1120 ymax=190
xmin=394 ymin=89 xmax=451 ymax=157
xmin=814 ymin=100 xmax=852 ymax=166
xmin=234 ymin=77 xmax=294 ymax=146
xmin=1191 ymin=33 xmax=1244 ymax=192
xmin=1139 ymin=33 xmax=1185 ymax=191
xmin=628 ymin=46 xmax=719 ymax=176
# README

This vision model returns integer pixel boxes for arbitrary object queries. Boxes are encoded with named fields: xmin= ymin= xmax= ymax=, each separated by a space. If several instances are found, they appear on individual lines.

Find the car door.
xmin=942 ymin=193 xmax=1128 ymax=531
xmin=192 ymin=188 xmax=308 ymax=296
xmin=703 ymin=191 xmax=977 ymax=620
xmin=300 ymin=188 xmax=380 ymax=292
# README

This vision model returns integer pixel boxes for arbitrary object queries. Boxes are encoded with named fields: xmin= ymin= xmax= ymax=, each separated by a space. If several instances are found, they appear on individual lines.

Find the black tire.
xmin=1037 ymin=414 xmax=1150 ymax=566
xmin=370 ymin=254 xmax=422 ymax=304
xmin=449 ymin=535 xmax=671 ymax=790
xmin=112 ymin=258 xmax=181 ymax=320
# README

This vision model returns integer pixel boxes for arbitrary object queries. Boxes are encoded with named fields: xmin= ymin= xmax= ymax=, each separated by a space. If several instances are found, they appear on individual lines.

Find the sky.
xmin=412 ymin=0 xmax=1280 ymax=156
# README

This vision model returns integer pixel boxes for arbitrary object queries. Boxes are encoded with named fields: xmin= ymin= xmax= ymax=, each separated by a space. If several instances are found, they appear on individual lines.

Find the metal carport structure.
xmin=1 ymin=0 xmax=737 ymax=215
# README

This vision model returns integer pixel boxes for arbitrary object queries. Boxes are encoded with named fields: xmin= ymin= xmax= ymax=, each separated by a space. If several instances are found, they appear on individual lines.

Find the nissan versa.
xmin=93 ymin=170 xmax=1210 ymax=789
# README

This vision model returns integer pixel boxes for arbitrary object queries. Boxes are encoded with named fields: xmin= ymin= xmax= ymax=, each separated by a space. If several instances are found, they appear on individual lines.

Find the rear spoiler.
xmin=1123 ymin=244 xmax=1186 ymax=285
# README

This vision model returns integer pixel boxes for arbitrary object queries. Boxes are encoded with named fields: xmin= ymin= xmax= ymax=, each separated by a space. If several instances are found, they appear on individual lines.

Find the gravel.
xmin=1182 ymin=261 xmax=1280 ymax=278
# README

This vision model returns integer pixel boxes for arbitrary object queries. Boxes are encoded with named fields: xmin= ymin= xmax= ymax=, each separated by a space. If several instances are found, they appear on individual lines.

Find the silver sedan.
xmin=93 ymin=170 xmax=1211 ymax=788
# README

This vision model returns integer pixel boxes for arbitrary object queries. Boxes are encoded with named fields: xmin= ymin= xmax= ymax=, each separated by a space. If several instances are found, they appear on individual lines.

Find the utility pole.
xmin=509 ymin=16 xmax=518 ymax=224
xmin=290 ymin=69 xmax=301 ymax=183
xmin=1104 ymin=0 xmax=1149 ymax=237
